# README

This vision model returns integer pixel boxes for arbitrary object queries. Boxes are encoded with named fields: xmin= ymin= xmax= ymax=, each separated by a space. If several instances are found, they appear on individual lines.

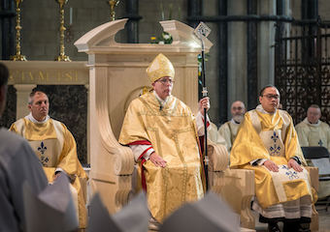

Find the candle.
xmin=69 ymin=7 xmax=72 ymax=25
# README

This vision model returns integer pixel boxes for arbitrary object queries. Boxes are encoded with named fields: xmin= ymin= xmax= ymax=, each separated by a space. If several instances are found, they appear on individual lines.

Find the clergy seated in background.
xmin=230 ymin=85 xmax=317 ymax=232
xmin=9 ymin=88 xmax=88 ymax=229
xmin=295 ymin=104 xmax=330 ymax=199
xmin=207 ymin=121 xmax=227 ymax=146
xmin=119 ymin=53 xmax=210 ymax=230
xmin=295 ymin=104 xmax=330 ymax=152
xmin=0 ymin=63 xmax=48 ymax=232
xmin=218 ymin=100 xmax=246 ymax=152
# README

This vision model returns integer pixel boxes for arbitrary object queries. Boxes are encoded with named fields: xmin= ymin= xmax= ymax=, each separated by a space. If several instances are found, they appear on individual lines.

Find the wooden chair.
xmin=75 ymin=18 xmax=255 ymax=229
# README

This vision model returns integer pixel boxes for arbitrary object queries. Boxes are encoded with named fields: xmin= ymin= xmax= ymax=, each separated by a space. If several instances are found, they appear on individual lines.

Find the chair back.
xmin=302 ymin=146 xmax=330 ymax=179
xmin=301 ymin=146 xmax=330 ymax=159
xmin=74 ymin=19 xmax=213 ymax=213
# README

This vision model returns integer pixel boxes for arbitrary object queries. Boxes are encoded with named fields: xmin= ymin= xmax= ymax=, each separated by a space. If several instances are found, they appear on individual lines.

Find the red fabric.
xmin=128 ymin=140 xmax=152 ymax=146
xmin=196 ymin=134 xmax=207 ymax=192
xmin=199 ymin=135 xmax=205 ymax=154
xmin=202 ymin=118 xmax=210 ymax=128
xmin=138 ymin=146 xmax=153 ymax=160
xmin=140 ymin=159 xmax=147 ymax=191
xmin=131 ymin=140 xmax=153 ymax=192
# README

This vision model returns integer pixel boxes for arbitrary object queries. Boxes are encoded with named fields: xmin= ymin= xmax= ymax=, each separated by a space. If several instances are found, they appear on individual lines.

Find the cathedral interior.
xmin=0 ymin=0 xmax=330 ymax=231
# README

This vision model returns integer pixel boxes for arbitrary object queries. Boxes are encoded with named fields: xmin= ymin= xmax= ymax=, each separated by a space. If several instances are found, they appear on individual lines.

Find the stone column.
xmin=258 ymin=0 xmax=276 ymax=88
xmin=218 ymin=0 xmax=228 ymax=124
xmin=13 ymin=84 xmax=36 ymax=120
xmin=84 ymin=84 xmax=90 ymax=164
xmin=227 ymin=0 xmax=247 ymax=116
xmin=247 ymin=0 xmax=258 ymax=109
xmin=282 ymin=0 xmax=292 ymax=62
xmin=126 ymin=0 xmax=141 ymax=43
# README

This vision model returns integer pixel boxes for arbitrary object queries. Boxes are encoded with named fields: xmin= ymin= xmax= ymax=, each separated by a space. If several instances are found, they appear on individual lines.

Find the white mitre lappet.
xmin=88 ymin=192 xmax=150 ymax=232
xmin=160 ymin=192 xmax=240 ymax=232
xmin=23 ymin=174 xmax=78 ymax=232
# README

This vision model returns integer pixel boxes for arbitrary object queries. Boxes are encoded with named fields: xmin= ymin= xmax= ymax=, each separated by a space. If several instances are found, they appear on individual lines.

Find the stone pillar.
xmin=84 ymin=84 xmax=90 ymax=164
xmin=227 ymin=0 xmax=247 ymax=116
xmin=218 ymin=0 xmax=228 ymax=124
xmin=284 ymin=0 xmax=291 ymax=38
xmin=258 ymin=0 xmax=276 ymax=88
xmin=187 ymin=0 xmax=202 ymax=28
xmin=126 ymin=0 xmax=141 ymax=43
xmin=247 ymin=0 xmax=258 ymax=110
xmin=281 ymin=0 xmax=291 ymax=62
xmin=13 ymin=84 xmax=36 ymax=120
xmin=1 ymin=0 xmax=15 ymax=60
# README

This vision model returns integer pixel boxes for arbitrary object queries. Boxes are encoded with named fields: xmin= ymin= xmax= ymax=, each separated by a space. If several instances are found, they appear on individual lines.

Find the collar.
xmin=230 ymin=118 xmax=241 ymax=125
xmin=153 ymin=91 xmax=170 ymax=107
xmin=256 ymin=104 xmax=277 ymax=115
xmin=25 ymin=112 xmax=50 ymax=124
xmin=303 ymin=117 xmax=321 ymax=127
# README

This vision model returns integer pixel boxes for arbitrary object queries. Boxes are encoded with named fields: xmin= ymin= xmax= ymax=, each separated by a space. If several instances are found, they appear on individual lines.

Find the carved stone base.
xmin=210 ymin=169 xmax=255 ymax=229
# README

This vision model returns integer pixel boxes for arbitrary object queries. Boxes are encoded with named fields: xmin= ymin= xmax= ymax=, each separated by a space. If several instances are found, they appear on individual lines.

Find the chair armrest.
xmin=305 ymin=166 xmax=319 ymax=192
xmin=209 ymin=168 xmax=255 ymax=229
xmin=207 ymin=139 xmax=229 ymax=172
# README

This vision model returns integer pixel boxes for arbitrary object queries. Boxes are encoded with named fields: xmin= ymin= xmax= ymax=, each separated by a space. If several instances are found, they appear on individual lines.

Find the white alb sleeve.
xmin=129 ymin=144 xmax=155 ymax=161
xmin=196 ymin=111 xmax=210 ymax=136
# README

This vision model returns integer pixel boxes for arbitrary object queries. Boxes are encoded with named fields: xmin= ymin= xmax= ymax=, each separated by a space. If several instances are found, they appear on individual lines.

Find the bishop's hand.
xmin=263 ymin=160 xmax=279 ymax=172
xmin=199 ymin=97 xmax=210 ymax=116
xmin=150 ymin=152 xmax=167 ymax=168
xmin=288 ymin=158 xmax=303 ymax=172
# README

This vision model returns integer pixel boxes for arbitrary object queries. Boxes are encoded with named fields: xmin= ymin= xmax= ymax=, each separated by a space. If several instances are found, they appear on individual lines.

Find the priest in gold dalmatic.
xmin=230 ymin=85 xmax=317 ymax=232
xmin=119 ymin=53 xmax=209 ymax=229
xmin=10 ymin=89 xmax=87 ymax=229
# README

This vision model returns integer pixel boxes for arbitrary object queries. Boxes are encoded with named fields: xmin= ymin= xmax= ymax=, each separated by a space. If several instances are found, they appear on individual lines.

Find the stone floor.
xmin=148 ymin=205 xmax=330 ymax=232
xmin=255 ymin=205 xmax=330 ymax=232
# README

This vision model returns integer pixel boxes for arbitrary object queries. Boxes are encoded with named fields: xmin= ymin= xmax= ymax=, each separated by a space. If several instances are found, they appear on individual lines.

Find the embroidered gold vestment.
xmin=10 ymin=118 xmax=88 ymax=228
xmin=230 ymin=108 xmax=316 ymax=209
xmin=119 ymin=92 xmax=205 ymax=222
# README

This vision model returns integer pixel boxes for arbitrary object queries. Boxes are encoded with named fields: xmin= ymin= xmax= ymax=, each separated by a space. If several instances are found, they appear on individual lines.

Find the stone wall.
xmin=317 ymin=0 xmax=330 ymax=20
xmin=7 ymin=0 xmax=330 ymax=129
xmin=19 ymin=0 xmax=125 ymax=61
xmin=0 ymin=85 xmax=16 ymax=128
xmin=18 ymin=0 xmax=190 ymax=60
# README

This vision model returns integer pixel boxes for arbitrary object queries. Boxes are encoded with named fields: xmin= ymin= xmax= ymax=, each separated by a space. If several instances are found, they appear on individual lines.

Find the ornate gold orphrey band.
xmin=55 ymin=0 xmax=71 ymax=61
xmin=11 ymin=0 xmax=27 ymax=61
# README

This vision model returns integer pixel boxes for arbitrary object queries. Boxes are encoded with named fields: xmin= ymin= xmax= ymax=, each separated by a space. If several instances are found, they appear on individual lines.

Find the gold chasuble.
xmin=119 ymin=92 xmax=205 ymax=222
xmin=10 ymin=117 xmax=88 ymax=228
xmin=230 ymin=106 xmax=316 ymax=209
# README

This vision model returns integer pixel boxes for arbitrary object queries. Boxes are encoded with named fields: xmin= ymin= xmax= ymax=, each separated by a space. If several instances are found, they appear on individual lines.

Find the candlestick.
xmin=10 ymin=0 xmax=27 ymax=61
xmin=108 ymin=0 xmax=120 ymax=21
xmin=55 ymin=0 xmax=71 ymax=62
